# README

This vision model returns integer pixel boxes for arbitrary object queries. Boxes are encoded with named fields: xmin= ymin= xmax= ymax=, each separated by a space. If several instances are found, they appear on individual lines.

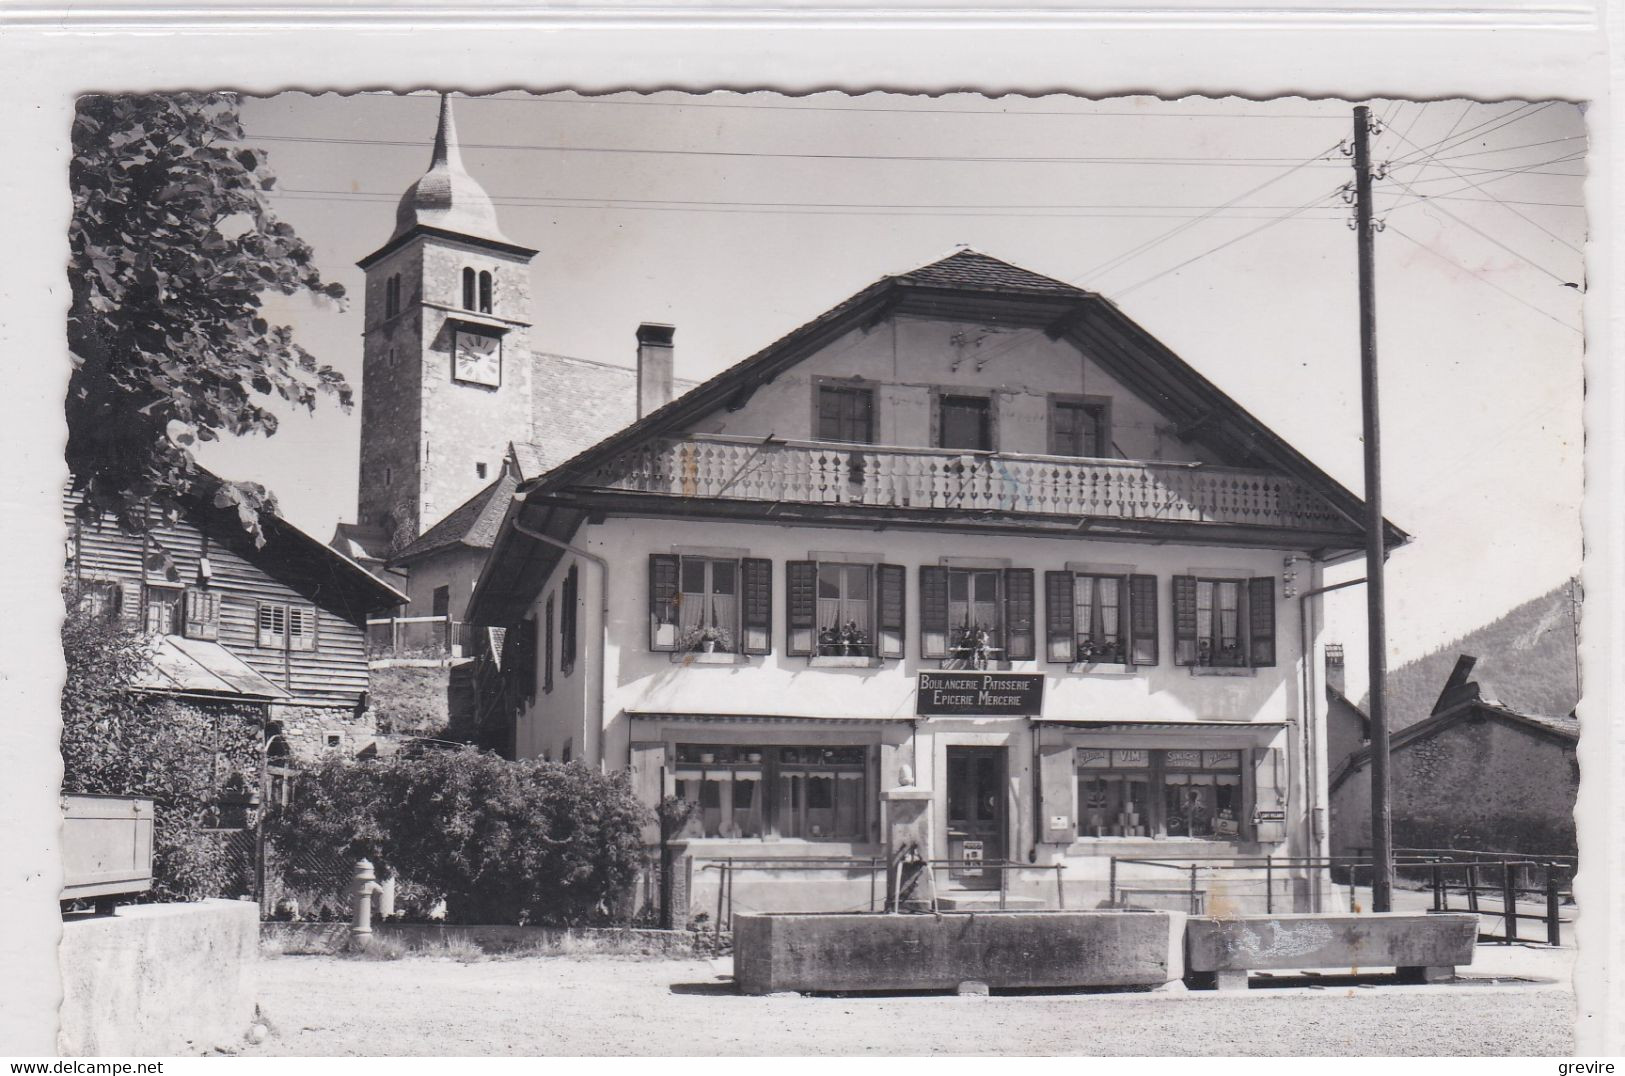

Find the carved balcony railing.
xmin=582 ymin=434 xmax=1349 ymax=531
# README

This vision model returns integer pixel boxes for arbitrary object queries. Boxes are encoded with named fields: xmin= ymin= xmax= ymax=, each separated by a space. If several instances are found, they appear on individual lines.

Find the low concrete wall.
xmin=261 ymin=921 xmax=715 ymax=956
xmin=1185 ymin=912 xmax=1478 ymax=973
xmin=59 ymin=899 xmax=258 ymax=1056
xmin=734 ymin=910 xmax=1184 ymax=995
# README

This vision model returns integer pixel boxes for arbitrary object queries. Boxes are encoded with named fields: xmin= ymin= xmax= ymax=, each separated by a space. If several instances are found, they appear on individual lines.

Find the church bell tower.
xmin=354 ymin=93 xmax=538 ymax=553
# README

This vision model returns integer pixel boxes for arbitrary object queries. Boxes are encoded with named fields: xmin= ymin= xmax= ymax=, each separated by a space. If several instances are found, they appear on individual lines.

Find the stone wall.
xmin=58 ymin=900 xmax=258 ymax=1055
xmin=1330 ymin=711 xmax=1577 ymax=858
xmin=271 ymin=702 xmax=377 ymax=762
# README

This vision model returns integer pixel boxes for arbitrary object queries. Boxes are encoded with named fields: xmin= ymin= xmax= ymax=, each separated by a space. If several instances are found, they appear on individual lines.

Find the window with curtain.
xmin=947 ymin=568 xmax=1002 ymax=661
xmin=677 ymin=557 xmax=738 ymax=653
xmin=815 ymin=562 xmax=873 ymax=655
xmin=1074 ymin=574 xmax=1124 ymax=663
xmin=674 ymin=744 xmax=868 ymax=841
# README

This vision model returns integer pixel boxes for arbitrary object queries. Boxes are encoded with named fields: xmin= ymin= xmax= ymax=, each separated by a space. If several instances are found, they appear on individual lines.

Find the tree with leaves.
xmin=61 ymin=585 xmax=262 ymax=900
xmin=68 ymin=92 xmax=349 ymax=539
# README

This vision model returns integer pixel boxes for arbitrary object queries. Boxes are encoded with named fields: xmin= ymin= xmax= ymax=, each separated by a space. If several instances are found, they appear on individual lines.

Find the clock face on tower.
xmin=452 ymin=330 xmax=502 ymax=387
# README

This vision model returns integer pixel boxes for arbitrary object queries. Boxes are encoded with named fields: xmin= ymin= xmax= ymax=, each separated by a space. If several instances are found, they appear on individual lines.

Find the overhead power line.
xmin=246 ymin=132 xmax=1357 ymax=169
xmin=1076 ymin=139 xmax=1347 ymax=285
xmin=1385 ymin=223 xmax=1582 ymax=333
xmin=267 ymin=187 xmax=1356 ymax=221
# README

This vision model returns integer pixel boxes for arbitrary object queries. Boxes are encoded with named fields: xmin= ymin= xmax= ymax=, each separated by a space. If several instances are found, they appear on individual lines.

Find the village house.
xmin=462 ymin=247 xmax=1406 ymax=918
xmin=64 ymin=478 xmax=408 ymax=761
xmin=1330 ymin=654 xmax=1579 ymax=861
xmin=338 ymin=94 xmax=1406 ymax=919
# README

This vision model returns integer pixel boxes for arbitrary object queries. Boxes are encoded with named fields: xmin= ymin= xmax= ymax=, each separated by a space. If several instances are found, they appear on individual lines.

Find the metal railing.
xmin=699 ymin=853 xmax=1068 ymax=939
xmin=1110 ymin=850 xmax=1574 ymax=945
xmin=587 ymin=433 xmax=1348 ymax=530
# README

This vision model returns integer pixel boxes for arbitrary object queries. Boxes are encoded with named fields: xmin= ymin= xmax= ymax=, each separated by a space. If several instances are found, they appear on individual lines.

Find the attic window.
xmin=476 ymin=461 xmax=488 ymax=480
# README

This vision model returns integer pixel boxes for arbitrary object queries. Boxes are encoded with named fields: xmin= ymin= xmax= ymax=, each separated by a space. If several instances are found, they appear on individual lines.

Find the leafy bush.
xmin=60 ymin=588 xmax=261 ymax=900
xmin=268 ymin=750 xmax=650 ymax=926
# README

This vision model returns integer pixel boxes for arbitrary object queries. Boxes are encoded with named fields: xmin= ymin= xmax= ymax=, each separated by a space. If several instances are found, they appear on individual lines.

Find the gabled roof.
xmin=179 ymin=471 xmax=408 ymax=612
xmin=519 ymin=248 xmax=1406 ymax=549
xmin=391 ymin=471 xmax=516 ymax=565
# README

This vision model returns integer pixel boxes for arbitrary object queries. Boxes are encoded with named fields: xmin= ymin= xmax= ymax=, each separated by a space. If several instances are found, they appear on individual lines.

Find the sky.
xmin=204 ymin=90 xmax=1587 ymax=698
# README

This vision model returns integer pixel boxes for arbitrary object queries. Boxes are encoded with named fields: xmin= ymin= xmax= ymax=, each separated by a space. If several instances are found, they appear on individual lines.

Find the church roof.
xmin=524 ymin=353 xmax=700 ymax=478
xmin=389 ymin=94 xmax=513 ymax=248
xmin=391 ymin=470 xmax=517 ymax=565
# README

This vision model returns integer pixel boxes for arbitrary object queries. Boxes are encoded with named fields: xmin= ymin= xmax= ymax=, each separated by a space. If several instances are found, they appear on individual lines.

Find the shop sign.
xmin=1253 ymin=809 xmax=1287 ymax=823
xmin=916 ymin=672 xmax=1044 ymax=716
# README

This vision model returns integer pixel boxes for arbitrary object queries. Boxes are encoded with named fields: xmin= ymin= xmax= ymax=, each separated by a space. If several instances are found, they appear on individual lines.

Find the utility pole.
xmin=1352 ymin=104 xmax=1394 ymax=912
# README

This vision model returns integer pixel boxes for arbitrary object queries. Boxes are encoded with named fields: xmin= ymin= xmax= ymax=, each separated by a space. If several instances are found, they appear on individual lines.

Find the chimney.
xmin=636 ymin=323 xmax=675 ymax=419
xmin=1324 ymin=643 xmax=1345 ymax=697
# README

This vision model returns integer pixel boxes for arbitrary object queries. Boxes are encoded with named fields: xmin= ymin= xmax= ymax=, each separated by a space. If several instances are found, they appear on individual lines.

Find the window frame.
xmin=144 ymin=584 xmax=184 ymax=636
xmin=1074 ymin=747 xmax=1249 ymax=841
xmin=1047 ymin=393 xmax=1112 ymax=459
xmin=813 ymin=379 xmax=876 ymax=445
xmin=813 ymin=561 xmax=876 ymax=658
xmin=478 ymin=270 xmax=493 ymax=314
xmin=672 ymin=743 xmax=872 ymax=843
xmin=933 ymin=389 xmax=996 ymax=452
xmin=1173 ymin=574 xmax=1274 ymax=670
xmin=257 ymin=600 xmax=318 ymax=652
xmin=650 ymin=553 xmax=760 ymax=657
xmin=461 ymin=266 xmax=477 ymax=311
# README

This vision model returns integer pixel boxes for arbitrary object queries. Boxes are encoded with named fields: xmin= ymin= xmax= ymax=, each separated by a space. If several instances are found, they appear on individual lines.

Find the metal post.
xmin=1353 ymin=104 xmax=1394 ymax=914
xmin=1546 ymin=867 xmax=1562 ymax=946
xmin=1265 ymin=855 xmax=1273 ymax=915
xmin=1432 ymin=861 xmax=1444 ymax=912
xmin=1056 ymin=865 xmax=1066 ymax=910
xmin=1189 ymin=863 xmax=1199 ymax=915
xmin=1466 ymin=863 xmax=1480 ymax=915
xmin=715 ymin=861 xmax=727 ymax=943
xmin=998 ymin=861 xmax=1008 ymax=911
xmin=869 ymin=859 xmax=878 ymax=913
xmin=1109 ymin=857 xmax=1118 ymax=907
xmin=1501 ymin=862 xmax=1518 ymax=943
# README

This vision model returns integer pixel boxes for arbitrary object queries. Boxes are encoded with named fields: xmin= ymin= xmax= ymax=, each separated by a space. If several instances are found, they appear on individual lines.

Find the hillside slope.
xmin=1361 ymin=580 xmax=1581 ymax=727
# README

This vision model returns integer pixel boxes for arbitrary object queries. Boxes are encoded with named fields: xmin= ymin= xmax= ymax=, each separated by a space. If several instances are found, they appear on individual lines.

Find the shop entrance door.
xmin=946 ymin=746 xmax=1006 ymax=889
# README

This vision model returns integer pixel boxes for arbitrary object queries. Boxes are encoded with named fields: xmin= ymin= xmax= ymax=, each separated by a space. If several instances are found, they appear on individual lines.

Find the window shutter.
xmin=117 ymin=580 xmax=143 ymax=631
xmin=1129 ymin=574 xmax=1159 ymax=666
xmin=1172 ymin=575 xmax=1198 ymax=666
xmin=1044 ymin=571 xmax=1075 ymax=663
xmin=1251 ymin=745 xmax=1288 ymax=842
xmin=649 ymin=554 xmax=680 ymax=652
xmin=184 ymin=587 xmax=219 ymax=641
xmin=629 ymin=742 xmax=667 ymax=845
xmin=1248 ymin=576 xmax=1277 ymax=667
xmin=560 ymin=567 xmax=578 ymax=673
xmin=877 ymin=564 xmax=906 ymax=659
xmin=1004 ymin=568 xmax=1035 ymax=661
xmin=289 ymin=604 xmax=318 ymax=652
xmin=257 ymin=602 xmax=287 ymax=649
xmin=919 ymin=565 xmax=949 ymax=659
xmin=1040 ymin=744 xmax=1077 ymax=843
xmin=741 ymin=557 xmax=773 ymax=655
xmin=543 ymin=597 xmax=555 ymax=693
xmin=786 ymin=560 xmax=817 ymax=656
xmin=512 ymin=617 xmax=537 ymax=701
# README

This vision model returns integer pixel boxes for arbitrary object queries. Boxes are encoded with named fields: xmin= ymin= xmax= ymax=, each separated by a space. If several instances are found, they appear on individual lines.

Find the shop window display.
xmin=1076 ymin=747 xmax=1245 ymax=839
xmin=674 ymin=744 xmax=868 ymax=841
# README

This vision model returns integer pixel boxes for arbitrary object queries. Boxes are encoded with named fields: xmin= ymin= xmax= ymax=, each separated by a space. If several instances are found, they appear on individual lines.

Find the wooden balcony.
xmin=581 ymin=434 xmax=1350 ymax=532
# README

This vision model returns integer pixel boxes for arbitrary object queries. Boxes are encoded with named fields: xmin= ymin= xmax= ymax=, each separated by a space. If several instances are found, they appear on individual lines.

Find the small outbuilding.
xmin=1329 ymin=655 xmax=1578 ymax=859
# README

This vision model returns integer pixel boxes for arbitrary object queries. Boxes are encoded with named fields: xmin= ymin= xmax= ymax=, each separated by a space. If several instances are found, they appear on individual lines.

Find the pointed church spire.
xmin=430 ymin=92 xmax=464 ymax=173
xmin=387 ymin=92 xmax=511 ymax=246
